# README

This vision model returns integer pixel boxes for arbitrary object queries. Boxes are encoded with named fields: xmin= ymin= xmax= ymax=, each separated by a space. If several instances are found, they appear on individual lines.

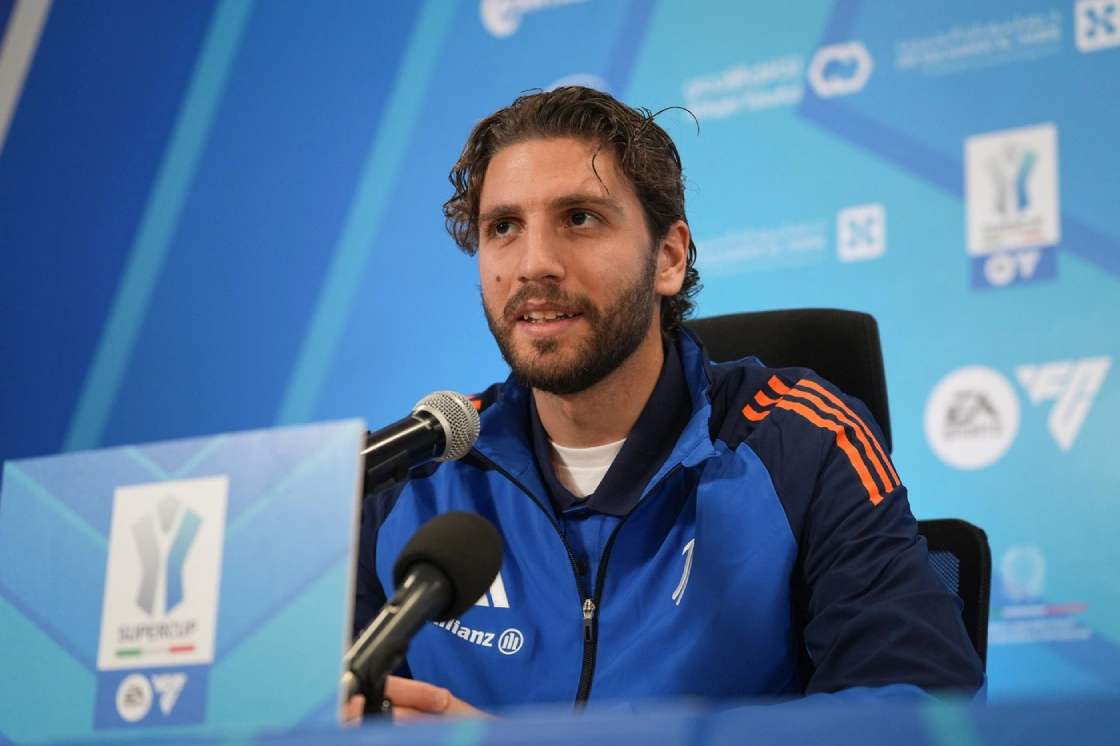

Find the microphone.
xmin=363 ymin=391 xmax=481 ymax=494
xmin=343 ymin=511 xmax=503 ymax=717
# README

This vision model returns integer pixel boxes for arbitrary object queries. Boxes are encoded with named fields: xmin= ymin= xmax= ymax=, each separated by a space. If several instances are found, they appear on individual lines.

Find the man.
xmin=352 ymin=87 xmax=983 ymax=718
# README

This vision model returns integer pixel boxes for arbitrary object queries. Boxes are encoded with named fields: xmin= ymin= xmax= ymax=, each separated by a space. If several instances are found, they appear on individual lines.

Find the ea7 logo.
xmin=1016 ymin=357 xmax=1111 ymax=450
xmin=474 ymin=572 xmax=510 ymax=608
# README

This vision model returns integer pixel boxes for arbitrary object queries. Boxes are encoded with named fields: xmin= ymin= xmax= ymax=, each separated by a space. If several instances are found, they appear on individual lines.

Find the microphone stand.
xmin=342 ymin=565 xmax=452 ymax=719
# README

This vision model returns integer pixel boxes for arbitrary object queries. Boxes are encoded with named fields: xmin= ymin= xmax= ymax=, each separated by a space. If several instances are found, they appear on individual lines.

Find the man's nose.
xmin=517 ymin=223 xmax=565 ymax=283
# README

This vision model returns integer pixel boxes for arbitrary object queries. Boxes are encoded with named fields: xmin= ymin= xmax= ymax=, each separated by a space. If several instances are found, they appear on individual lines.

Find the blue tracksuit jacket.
xmin=355 ymin=330 xmax=984 ymax=708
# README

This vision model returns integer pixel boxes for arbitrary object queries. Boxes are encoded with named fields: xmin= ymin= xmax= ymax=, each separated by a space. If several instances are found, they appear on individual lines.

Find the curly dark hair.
xmin=444 ymin=86 xmax=701 ymax=342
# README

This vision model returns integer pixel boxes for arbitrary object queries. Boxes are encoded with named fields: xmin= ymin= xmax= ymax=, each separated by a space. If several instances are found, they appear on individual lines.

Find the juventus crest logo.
xmin=672 ymin=538 xmax=695 ymax=606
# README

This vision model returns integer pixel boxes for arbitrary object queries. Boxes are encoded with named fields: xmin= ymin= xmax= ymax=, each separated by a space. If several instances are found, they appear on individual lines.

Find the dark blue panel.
xmin=0 ymin=0 xmax=215 ymax=461
xmin=101 ymin=0 xmax=423 ymax=446
xmin=0 ymin=0 xmax=16 ymax=41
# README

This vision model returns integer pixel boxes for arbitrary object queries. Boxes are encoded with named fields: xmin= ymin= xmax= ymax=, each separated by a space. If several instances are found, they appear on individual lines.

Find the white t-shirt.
xmin=549 ymin=438 xmax=626 ymax=499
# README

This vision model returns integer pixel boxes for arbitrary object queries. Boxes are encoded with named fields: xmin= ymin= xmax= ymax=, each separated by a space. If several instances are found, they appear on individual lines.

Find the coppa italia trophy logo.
xmin=95 ymin=476 xmax=227 ymax=728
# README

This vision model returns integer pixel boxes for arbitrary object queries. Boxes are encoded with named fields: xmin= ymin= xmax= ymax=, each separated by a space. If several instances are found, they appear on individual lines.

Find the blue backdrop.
xmin=1 ymin=0 xmax=1118 ymax=702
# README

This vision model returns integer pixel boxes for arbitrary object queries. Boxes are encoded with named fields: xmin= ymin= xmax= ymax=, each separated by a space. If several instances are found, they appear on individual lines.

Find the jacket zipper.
xmin=471 ymin=451 xmax=682 ymax=707
xmin=573 ymin=463 xmax=683 ymax=705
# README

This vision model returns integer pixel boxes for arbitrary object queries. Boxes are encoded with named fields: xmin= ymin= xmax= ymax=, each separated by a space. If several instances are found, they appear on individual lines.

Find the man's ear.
xmin=655 ymin=220 xmax=689 ymax=297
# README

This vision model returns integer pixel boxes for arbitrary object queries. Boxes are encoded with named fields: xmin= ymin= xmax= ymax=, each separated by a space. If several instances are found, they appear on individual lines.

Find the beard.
xmin=483 ymin=259 xmax=658 ymax=396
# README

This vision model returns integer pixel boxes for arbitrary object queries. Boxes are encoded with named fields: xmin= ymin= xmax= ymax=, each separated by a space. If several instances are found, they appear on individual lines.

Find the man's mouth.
xmin=518 ymin=310 xmax=582 ymax=324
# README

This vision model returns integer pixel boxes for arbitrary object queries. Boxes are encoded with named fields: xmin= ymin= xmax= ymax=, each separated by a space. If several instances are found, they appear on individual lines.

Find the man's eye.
xmin=493 ymin=221 xmax=515 ymax=237
xmin=570 ymin=211 xmax=597 ymax=227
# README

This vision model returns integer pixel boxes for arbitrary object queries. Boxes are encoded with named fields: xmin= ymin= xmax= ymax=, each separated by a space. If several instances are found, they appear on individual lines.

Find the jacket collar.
xmin=472 ymin=329 xmax=718 ymax=517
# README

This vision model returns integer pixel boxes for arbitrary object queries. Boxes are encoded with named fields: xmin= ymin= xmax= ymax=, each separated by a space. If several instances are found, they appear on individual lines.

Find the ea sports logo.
xmin=925 ymin=366 xmax=1020 ymax=470
xmin=115 ymin=674 xmax=153 ymax=722
xmin=497 ymin=628 xmax=524 ymax=655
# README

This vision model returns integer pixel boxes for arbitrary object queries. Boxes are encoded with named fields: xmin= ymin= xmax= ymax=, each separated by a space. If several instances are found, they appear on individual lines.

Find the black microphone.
xmin=343 ymin=511 xmax=503 ymax=718
xmin=363 ymin=391 xmax=481 ymax=494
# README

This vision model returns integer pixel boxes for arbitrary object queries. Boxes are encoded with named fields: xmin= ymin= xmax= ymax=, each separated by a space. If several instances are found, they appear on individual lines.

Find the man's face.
xmin=476 ymin=137 xmax=661 ymax=396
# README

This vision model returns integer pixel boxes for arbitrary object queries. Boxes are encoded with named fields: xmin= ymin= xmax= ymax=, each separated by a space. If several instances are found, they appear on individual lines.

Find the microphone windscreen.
xmin=412 ymin=391 xmax=481 ymax=461
xmin=392 ymin=511 xmax=503 ymax=622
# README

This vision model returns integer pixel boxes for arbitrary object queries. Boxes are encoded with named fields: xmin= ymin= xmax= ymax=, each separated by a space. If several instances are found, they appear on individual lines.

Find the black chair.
xmin=920 ymin=518 xmax=992 ymax=668
xmin=685 ymin=309 xmax=990 ymax=666
xmin=687 ymin=308 xmax=893 ymax=452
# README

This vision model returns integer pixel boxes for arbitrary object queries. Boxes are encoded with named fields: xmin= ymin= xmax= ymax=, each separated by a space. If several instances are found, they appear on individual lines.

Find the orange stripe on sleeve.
xmin=797 ymin=379 xmax=900 ymax=487
xmin=767 ymin=376 xmax=791 ymax=396
xmin=754 ymin=390 xmax=779 ymax=407
xmin=787 ymin=386 xmax=896 ymax=492
xmin=775 ymin=399 xmax=884 ymax=505
xmin=742 ymin=405 xmax=770 ymax=422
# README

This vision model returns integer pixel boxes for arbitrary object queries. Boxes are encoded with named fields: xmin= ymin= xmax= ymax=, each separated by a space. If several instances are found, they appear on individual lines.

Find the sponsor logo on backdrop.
xmin=990 ymin=544 xmax=1092 ymax=645
xmin=1076 ymin=0 xmax=1120 ymax=51
xmin=682 ymin=55 xmax=804 ymax=118
xmin=480 ymin=0 xmax=589 ymax=38
xmin=682 ymin=41 xmax=872 ymax=121
xmin=696 ymin=220 xmax=828 ymax=275
xmin=1017 ymin=357 xmax=1112 ymax=451
xmin=98 ymin=477 xmax=227 ymax=671
xmin=836 ymin=203 xmax=886 ymax=262
xmin=926 ymin=358 xmax=1110 ymax=468
xmin=965 ymin=123 xmax=1060 ymax=289
xmin=925 ymin=366 xmax=1021 ymax=470
xmin=807 ymin=42 xmax=873 ymax=98
xmin=698 ymin=206 xmax=888 ymax=275
xmin=895 ymin=10 xmax=1062 ymax=77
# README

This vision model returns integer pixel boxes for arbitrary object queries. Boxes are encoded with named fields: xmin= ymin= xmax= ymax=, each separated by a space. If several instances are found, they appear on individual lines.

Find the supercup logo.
xmin=133 ymin=496 xmax=201 ymax=616
xmin=925 ymin=366 xmax=1021 ymax=470
xmin=965 ymin=123 xmax=1060 ymax=289
xmin=98 ymin=477 xmax=227 ymax=672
